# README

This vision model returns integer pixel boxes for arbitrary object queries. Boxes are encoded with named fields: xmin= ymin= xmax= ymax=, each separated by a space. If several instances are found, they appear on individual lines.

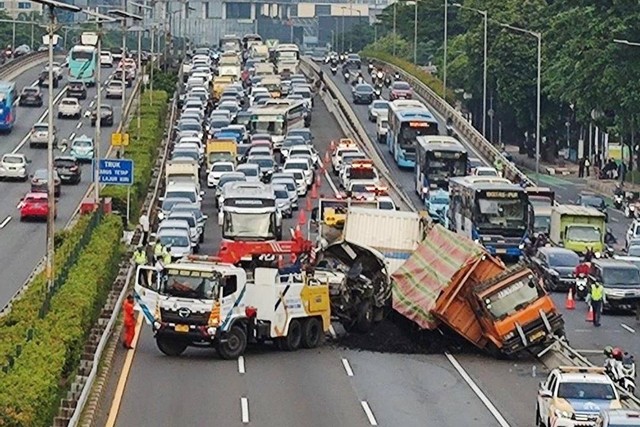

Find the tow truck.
xmin=339 ymin=159 xmax=379 ymax=189
xmin=134 ymin=256 xmax=330 ymax=358
xmin=331 ymin=139 xmax=360 ymax=174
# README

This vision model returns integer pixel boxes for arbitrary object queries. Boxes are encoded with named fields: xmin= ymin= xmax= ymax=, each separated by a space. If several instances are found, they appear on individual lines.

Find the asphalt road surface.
xmin=102 ymin=93 xmax=507 ymax=427
xmin=0 ymin=61 xmax=135 ymax=307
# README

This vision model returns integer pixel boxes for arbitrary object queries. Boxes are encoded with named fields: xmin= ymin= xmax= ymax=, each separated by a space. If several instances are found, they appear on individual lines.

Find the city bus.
xmin=248 ymin=102 xmax=306 ymax=149
xmin=68 ymin=45 xmax=98 ymax=86
xmin=0 ymin=81 xmax=16 ymax=132
xmin=387 ymin=105 xmax=439 ymax=168
xmin=448 ymin=176 xmax=533 ymax=257
xmin=415 ymin=135 xmax=468 ymax=201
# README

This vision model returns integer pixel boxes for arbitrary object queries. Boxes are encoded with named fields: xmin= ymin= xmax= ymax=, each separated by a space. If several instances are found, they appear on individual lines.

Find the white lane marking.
xmin=360 ymin=401 xmax=378 ymax=426
xmin=328 ymin=324 xmax=337 ymax=338
xmin=610 ymin=216 xmax=619 ymax=223
xmin=576 ymin=349 xmax=608 ymax=354
xmin=323 ymin=169 xmax=339 ymax=196
xmin=621 ymin=323 xmax=636 ymax=334
xmin=341 ymin=358 xmax=354 ymax=377
xmin=240 ymin=397 xmax=249 ymax=424
xmin=0 ymin=216 xmax=11 ymax=228
xmin=76 ymin=122 xmax=82 ymax=129
xmin=31 ymin=80 xmax=38 ymax=87
xmin=11 ymin=87 xmax=68 ymax=154
xmin=445 ymin=353 xmax=511 ymax=427
xmin=238 ymin=356 xmax=245 ymax=374
xmin=69 ymin=132 xmax=76 ymax=141
xmin=89 ymin=100 xmax=95 ymax=108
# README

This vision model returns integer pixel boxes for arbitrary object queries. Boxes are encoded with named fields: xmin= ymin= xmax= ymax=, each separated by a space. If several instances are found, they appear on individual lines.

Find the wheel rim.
xmin=226 ymin=334 xmax=240 ymax=351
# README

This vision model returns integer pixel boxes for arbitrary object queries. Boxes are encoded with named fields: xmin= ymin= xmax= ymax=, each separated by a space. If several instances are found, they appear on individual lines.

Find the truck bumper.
xmin=502 ymin=312 xmax=564 ymax=355
xmin=154 ymin=323 xmax=216 ymax=344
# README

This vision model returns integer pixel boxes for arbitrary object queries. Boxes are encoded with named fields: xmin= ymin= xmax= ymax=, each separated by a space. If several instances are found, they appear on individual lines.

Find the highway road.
xmin=98 ymin=93 xmax=508 ymax=427
xmin=0 ymin=61 xmax=135 ymax=307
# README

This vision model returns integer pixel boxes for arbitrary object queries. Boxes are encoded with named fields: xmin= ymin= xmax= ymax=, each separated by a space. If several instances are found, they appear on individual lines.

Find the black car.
xmin=53 ymin=156 xmax=81 ymax=185
xmin=531 ymin=247 xmax=580 ymax=291
xmin=19 ymin=87 xmax=43 ymax=107
xmin=91 ymin=105 xmax=114 ymax=127
xmin=38 ymin=70 xmax=59 ymax=88
xmin=577 ymin=192 xmax=608 ymax=221
xmin=352 ymin=84 xmax=375 ymax=105
xmin=31 ymin=168 xmax=62 ymax=196
xmin=590 ymin=259 xmax=640 ymax=310
xmin=67 ymin=81 xmax=87 ymax=100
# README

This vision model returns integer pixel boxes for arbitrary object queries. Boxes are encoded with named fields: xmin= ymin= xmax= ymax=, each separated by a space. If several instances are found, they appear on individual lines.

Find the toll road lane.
xmin=0 ymin=68 xmax=134 ymax=307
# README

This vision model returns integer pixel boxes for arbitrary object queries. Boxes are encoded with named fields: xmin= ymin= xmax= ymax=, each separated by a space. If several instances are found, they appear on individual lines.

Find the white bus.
xmin=275 ymin=44 xmax=300 ymax=70
xmin=248 ymin=102 xmax=307 ymax=148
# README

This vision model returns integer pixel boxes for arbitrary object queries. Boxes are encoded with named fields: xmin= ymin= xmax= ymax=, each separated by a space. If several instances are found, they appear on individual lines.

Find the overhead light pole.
xmin=29 ymin=0 xmax=81 ymax=294
xmin=499 ymin=22 xmax=541 ymax=184
xmin=340 ymin=6 xmax=346 ymax=53
xmin=443 ymin=0 xmax=447 ymax=99
xmin=453 ymin=3 xmax=488 ymax=139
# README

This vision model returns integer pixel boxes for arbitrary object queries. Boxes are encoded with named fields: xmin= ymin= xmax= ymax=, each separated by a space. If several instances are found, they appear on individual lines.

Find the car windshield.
xmin=74 ymin=139 xmax=92 ymax=148
xmin=283 ymin=138 xmax=306 ymax=148
xmin=166 ymin=190 xmax=196 ymax=202
xmin=356 ymin=85 xmax=373 ymax=93
xmin=273 ymin=180 xmax=295 ymax=191
xmin=179 ymin=122 xmax=201 ymax=132
xmin=162 ymin=270 xmax=220 ymax=299
xmin=566 ymin=225 xmax=601 ymax=242
xmin=210 ymin=120 xmax=230 ymax=129
xmin=33 ymin=125 xmax=48 ymax=132
xmin=284 ymin=162 xmax=308 ymax=171
xmin=34 ymin=170 xmax=48 ymax=180
xmin=483 ymin=277 xmax=543 ymax=320
xmin=213 ymin=163 xmax=234 ymax=172
xmin=628 ymin=246 xmax=640 ymax=257
xmin=580 ymin=195 xmax=604 ymax=207
xmin=55 ymin=159 xmax=76 ymax=168
xmin=159 ymin=234 xmax=190 ymax=248
xmin=169 ymin=215 xmax=196 ymax=227
xmin=274 ymin=188 xmax=288 ymax=199
xmin=602 ymin=266 xmax=640 ymax=287
xmin=249 ymin=157 xmax=274 ymax=168
xmin=62 ymin=100 xmax=77 ymax=105
xmin=23 ymin=88 xmax=37 ymax=94
xmin=351 ymin=184 xmax=369 ymax=193
xmin=547 ymin=251 xmax=580 ymax=268
xmin=393 ymin=82 xmax=411 ymax=90
xmin=557 ymin=382 xmax=615 ymax=400
xmin=3 ymin=156 xmax=22 ymax=164
xmin=239 ymin=167 xmax=258 ymax=177
xmin=379 ymin=200 xmax=394 ymax=210
xmin=372 ymin=101 xmax=388 ymax=109
xmin=477 ymin=169 xmax=498 ymax=176
xmin=288 ymin=130 xmax=310 ymax=141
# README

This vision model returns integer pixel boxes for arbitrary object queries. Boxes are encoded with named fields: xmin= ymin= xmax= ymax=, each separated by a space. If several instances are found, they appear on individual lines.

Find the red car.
xmin=390 ymin=81 xmax=413 ymax=100
xmin=19 ymin=192 xmax=55 ymax=221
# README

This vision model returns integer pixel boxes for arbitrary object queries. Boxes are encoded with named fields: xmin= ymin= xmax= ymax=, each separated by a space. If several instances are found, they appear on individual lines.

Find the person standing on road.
xmin=132 ymin=246 xmax=147 ymax=266
xmin=122 ymin=294 xmax=136 ymax=350
xmin=153 ymin=241 xmax=164 ymax=262
xmin=589 ymin=281 xmax=606 ymax=327
xmin=139 ymin=214 xmax=149 ymax=245
xmin=584 ymin=157 xmax=591 ymax=177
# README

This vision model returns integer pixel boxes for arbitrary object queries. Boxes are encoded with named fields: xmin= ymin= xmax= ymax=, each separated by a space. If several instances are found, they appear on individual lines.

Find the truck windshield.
xmin=529 ymin=195 xmax=553 ymax=208
xmin=483 ymin=277 xmax=542 ymax=320
xmin=223 ymin=212 xmax=276 ymax=240
xmin=476 ymin=197 xmax=526 ymax=231
xmin=534 ymin=214 xmax=550 ymax=234
xmin=162 ymin=270 xmax=219 ymax=299
xmin=566 ymin=225 xmax=601 ymax=242
xmin=557 ymin=382 xmax=615 ymax=400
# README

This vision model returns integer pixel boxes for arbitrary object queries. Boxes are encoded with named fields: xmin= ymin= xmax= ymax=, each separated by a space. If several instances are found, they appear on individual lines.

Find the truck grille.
xmin=160 ymin=308 xmax=211 ymax=325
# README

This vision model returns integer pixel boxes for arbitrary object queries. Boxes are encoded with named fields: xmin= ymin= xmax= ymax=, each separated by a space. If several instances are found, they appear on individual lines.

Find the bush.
xmin=101 ymin=90 xmax=169 ymax=219
xmin=360 ymin=49 xmax=457 ymax=104
xmin=0 ymin=215 xmax=124 ymax=427
xmin=0 ymin=213 xmax=100 ymax=366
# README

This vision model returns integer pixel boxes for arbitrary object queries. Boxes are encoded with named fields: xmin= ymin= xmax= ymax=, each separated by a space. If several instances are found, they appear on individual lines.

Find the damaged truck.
xmin=392 ymin=224 xmax=565 ymax=357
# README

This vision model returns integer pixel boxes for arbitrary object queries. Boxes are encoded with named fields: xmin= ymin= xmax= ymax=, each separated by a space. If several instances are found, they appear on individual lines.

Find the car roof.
xmin=538 ymin=247 xmax=577 ymax=256
xmin=552 ymin=368 xmax=614 ymax=384
xmin=25 ymin=192 xmax=48 ymax=199
xmin=593 ymin=259 xmax=638 ymax=268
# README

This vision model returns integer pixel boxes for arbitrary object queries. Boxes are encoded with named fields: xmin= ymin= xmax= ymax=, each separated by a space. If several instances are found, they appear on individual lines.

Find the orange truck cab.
xmin=392 ymin=224 xmax=564 ymax=357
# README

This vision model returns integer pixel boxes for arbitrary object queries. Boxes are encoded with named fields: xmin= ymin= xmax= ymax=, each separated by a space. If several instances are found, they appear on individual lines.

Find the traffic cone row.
xmin=306 ymin=196 xmax=312 ymax=211
xmin=277 ymin=255 xmax=284 ymax=269
xmin=315 ymin=174 xmax=322 ymax=188
xmin=298 ymin=209 xmax=307 ymax=226
xmin=586 ymin=305 xmax=594 ymax=322
xmin=565 ymin=288 xmax=575 ymax=310
xmin=311 ymin=184 xmax=318 ymax=199
xmin=324 ymin=151 xmax=330 ymax=165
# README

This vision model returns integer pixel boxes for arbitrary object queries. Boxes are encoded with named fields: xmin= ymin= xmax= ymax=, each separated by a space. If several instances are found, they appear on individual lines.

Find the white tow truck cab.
xmin=331 ymin=139 xmax=360 ymax=174
xmin=340 ymin=159 xmax=379 ymax=189
xmin=134 ymin=260 xmax=331 ymax=358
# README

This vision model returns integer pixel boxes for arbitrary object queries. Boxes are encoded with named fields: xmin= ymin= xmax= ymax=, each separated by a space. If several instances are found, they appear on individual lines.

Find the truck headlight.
xmin=503 ymin=331 xmax=515 ymax=340
xmin=207 ymin=327 xmax=216 ymax=336
xmin=554 ymin=409 xmax=573 ymax=419
xmin=153 ymin=321 xmax=161 ymax=330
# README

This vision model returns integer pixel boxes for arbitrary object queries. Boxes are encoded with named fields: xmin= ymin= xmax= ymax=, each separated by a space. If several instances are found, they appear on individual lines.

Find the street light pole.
xmin=500 ymin=22 xmax=542 ymax=184
xmin=443 ymin=0 xmax=447 ymax=99
xmin=393 ymin=2 xmax=396 ymax=56
xmin=413 ymin=1 xmax=417 ymax=64
xmin=341 ymin=7 xmax=346 ymax=53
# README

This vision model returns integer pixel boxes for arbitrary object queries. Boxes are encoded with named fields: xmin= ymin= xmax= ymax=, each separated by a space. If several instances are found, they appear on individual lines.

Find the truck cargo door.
xmin=134 ymin=265 xmax=160 ymax=325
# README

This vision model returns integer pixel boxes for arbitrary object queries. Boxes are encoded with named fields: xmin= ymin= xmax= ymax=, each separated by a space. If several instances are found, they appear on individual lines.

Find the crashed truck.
xmin=392 ymin=224 xmax=565 ymax=357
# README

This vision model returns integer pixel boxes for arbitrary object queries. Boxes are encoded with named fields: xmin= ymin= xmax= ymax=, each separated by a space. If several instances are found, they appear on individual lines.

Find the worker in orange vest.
xmin=122 ymin=294 xmax=136 ymax=349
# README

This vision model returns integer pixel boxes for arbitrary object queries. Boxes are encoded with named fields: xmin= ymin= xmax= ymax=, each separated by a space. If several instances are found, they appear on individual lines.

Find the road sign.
xmin=98 ymin=159 xmax=134 ymax=185
xmin=111 ymin=133 xmax=130 ymax=147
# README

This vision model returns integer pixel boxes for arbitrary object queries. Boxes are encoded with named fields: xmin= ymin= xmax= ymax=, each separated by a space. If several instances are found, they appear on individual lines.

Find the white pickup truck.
xmin=376 ymin=116 xmax=388 ymax=144
xmin=57 ymin=98 xmax=81 ymax=119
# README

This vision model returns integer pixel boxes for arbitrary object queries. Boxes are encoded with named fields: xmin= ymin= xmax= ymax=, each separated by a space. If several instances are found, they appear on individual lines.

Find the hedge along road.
xmin=96 ymin=92 xmax=504 ymax=427
xmin=0 ymin=62 xmax=134 ymax=307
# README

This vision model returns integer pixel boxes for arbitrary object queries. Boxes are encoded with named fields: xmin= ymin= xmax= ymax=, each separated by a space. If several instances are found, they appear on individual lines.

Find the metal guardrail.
xmin=0 ymin=52 xmax=48 ymax=79
xmin=364 ymin=57 xmax=534 ymax=187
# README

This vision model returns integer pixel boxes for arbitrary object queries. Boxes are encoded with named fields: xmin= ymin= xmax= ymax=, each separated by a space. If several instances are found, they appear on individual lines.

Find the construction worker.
xmin=153 ymin=241 xmax=164 ymax=262
xmin=493 ymin=158 xmax=504 ymax=177
xmin=132 ymin=246 xmax=147 ymax=266
xmin=162 ymin=244 xmax=172 ymax=266
xmin=122 ymin=294 xmax=136 ymax=350
xmin=589 ymin=280 xmax=606 ymax=327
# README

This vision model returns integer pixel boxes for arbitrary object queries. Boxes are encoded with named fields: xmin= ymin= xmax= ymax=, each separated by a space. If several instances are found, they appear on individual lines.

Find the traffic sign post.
xmin=98 ymin=159 xmax=134 ymax=223
xmin=111 ymin=132 xmax=130 ymax=147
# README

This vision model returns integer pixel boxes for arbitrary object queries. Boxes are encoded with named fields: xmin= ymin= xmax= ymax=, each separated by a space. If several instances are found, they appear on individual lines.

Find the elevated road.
xmin=96 ymin=95 xmax=507 ymax=427
xmin=0 ymin=62 xmax=135 ymax=306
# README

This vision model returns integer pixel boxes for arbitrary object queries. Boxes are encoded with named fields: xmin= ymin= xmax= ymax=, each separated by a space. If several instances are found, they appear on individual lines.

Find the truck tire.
xmin=281 ymin=319 xmax=302 ymax=351
xmin=156 ymin=337 xmax=188 ymax=357
xmin=217 ymin=325 xmax=247 ymax=360
xmin=355 ymin=300 xmax=374 ymax=333
xmin=301 ymin=317 xmax=323 ymax=349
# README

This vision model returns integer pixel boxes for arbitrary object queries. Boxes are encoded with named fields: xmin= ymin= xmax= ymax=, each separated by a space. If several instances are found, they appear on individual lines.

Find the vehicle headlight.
xmin=207 ymin=327 xmax=216 ymax=336
xmin=631 ymin=206 xmax=636 ymax=211
xmin=554 ymin=409 xmax=573 ymax=419
xmin=503 ymin=331 xmax=515 ymax=341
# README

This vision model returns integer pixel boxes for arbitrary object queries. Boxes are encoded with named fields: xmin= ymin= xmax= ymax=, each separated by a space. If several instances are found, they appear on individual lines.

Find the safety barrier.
xmin=0 ymin=51 xmax=48 ymax=80
xmin=360 ymin=57 xmax=534 ymax=187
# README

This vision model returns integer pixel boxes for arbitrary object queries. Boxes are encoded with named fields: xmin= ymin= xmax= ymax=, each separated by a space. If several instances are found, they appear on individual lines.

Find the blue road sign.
xmin=98 ymin=159 xmax=134 ymax=185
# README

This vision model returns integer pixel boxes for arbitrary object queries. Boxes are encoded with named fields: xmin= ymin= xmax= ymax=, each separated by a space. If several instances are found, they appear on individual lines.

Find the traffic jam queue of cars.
xmin=3 ymin=50 xmax=137 ymax=221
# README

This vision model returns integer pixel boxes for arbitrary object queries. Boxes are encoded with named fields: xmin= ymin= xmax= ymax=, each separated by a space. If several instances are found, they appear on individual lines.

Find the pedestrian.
xmin=584 ymin=157 xmax=591 ymax=177
xmin=139 ymin=213 xmax=149 ymax=245
xmin=590 ymin=280 xmax=606 ymax=327
xmin=122 ymin=294 xmax=136 ymax=350
xmin=162 ymin=244 xmax=172 ymax=265
xmin=578 ymin=157 xmax=585 ymax=178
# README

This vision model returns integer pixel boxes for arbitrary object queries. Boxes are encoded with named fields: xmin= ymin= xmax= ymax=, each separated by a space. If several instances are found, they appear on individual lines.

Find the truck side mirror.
xmin=311 ymin=207 xmax=319 ymax=221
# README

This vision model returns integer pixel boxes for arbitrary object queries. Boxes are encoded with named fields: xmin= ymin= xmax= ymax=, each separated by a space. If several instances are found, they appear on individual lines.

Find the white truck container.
xmin=165 ymin=159 xmax=200 ymax=189
xmin=342 ymin=207 xmax=427 ymax=273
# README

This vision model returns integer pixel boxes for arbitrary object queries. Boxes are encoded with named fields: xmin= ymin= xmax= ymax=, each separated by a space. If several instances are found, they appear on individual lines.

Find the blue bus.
xmin=0 ymin=81 xmax=17 ymax=132
xmin=415 ymin=135 xmax=468 ymax=199
xmin=447 ymin=176 xmax=534 ymax=257
xmin=68 ymin=45 xmax=97 ymax=86
xmin=387 ymin=103 xmax=439 ymax=168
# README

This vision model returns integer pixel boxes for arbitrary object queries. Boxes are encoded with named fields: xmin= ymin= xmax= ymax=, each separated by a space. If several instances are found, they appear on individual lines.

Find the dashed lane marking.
xmin=240 ymin=397 xmax=250 ymax=424
xmin=76 ymin=122 xmax=82 ymax=129
xmin=360 ymin=401 xmax=378 ymax=426
xmin=238 ymin=355 xmax=245 ymax=374
xmin=621 ymin=323 xmax=636 ymax=334
xmin=0 ymin=216 xmax=11 ymax=228
xmin=341 ymin=358 xmax=354 ymax=377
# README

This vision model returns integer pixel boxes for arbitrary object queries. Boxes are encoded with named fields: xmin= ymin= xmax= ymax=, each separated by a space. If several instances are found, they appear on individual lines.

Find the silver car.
xmin=156 ymin=228 xmax=192 ymax=260
xmin=273 ymin=184 xmax=293 ymax=218
xmin=29 ymin=123 xmax=57 ymax=148
xmin=368 ymin=100 xmax=389 ymax=122
xmin=0 ymin=153 xmax=30 ymax=180
xmin=271 ymin=177 xmax=299 ymax=210
xmin=105 ymin=80 xmax=124 ymax=99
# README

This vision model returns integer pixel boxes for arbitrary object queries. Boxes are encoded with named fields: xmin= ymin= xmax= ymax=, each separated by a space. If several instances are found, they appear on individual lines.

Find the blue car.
xmin=425 ymin=188 xmax=450 ymax=227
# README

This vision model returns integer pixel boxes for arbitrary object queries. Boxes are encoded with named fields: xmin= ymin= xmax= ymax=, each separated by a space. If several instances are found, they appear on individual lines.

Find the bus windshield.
xmin=426 ymin=154 xmax=467 ymax=184
xmin=223 ymin=211 xmax=277 ymax=240
xmin=482 ymin=277 xmax=543 ymax=320
xmin=251 ymin=118 xmax=284 ymax=134
xmin=399 ymin=121 xmax=436 ymax=149
xmin=278 ymin=51 xmax=299 ymax=61
xmin=71 ymin=50 xmax=93 ymax=61
xmin=476 ymin=194 xmax=526 ymax=231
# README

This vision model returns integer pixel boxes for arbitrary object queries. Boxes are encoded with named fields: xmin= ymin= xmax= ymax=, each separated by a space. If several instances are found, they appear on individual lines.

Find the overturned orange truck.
xmin=392 ymin=224 xmax=564 ymax=357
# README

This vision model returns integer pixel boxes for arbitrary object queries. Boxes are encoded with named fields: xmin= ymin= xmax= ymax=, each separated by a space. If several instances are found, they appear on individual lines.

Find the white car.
xmin=100 ymin=51 xmax=114 ymax=67
xmin=44 ymin=62 xmax=63 ymax=80
xmin=536 ymin=366 xmax=621 ymax=427
xmin=207 ymin=161 xmax=235 ymax=188
xmin=105 ymin=81 xmax=124 ymax=99
xmin=288 ymin=145 xmax=319 ymax=166
xmin=332 ymin=145 xmax=361 ymax=174
xmin=283 ymin=158 xmax=314 ymax=188
xmin=472 ymin=166 xmax=499 ymax=177
xmin=625 ymin=220 xmax=640 ymax=250
xmin=368 ymin=100 xmax=389 ymax=122
xmin=57 ymin=98 xmax=81 ymax=119
xmin=0 ymin=153 xmax=29 ymax=180
xmin=236 ymin=163 xmax=261 ymax=182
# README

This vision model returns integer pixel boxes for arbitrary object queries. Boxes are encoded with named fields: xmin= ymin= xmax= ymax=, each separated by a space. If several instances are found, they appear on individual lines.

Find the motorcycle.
xmin=605 ymin=353 xmax=636 ymax=394
xmin=575 ymin=274 xmax=588 ymax=300
xmin=374 ymin=87 xmax=381 ymax=99
xmin=330 ymin=65 xmax=337 ymax=76
xmin=614 ymin=193 xmax=624 ymax=209
xmin=368 ymin=63 xmax=374 ymax=74
xmin=384 ymin=77 xmax=392 ymax=88
xmin=605 ymin=228 xmax=617 ymax=246
xmin=343 ymin=71 xmax=350 ymax=84
xmin=446 ymin=121 xmax=454 ymax=136
xmin=394 ymin=72 xmax=401 ymax=81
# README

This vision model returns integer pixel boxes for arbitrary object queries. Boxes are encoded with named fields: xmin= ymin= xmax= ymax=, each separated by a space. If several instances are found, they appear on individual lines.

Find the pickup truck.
xmin=57 ymin=98 xmax=81 ymax=119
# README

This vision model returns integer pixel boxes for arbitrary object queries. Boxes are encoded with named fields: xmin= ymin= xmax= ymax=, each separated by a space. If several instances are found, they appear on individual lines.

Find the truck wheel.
xmin=301 ymin=317 xmax=323 ymax=349
xmin=217 ymin=325 xmax=247 ymax=360
xmin=281 ymin=319 xmax=302 ymax=351
xmin=156 ymin=337 xmax=187 ymax=357
xmin=355 ymin=300 xmax=374 ymax=333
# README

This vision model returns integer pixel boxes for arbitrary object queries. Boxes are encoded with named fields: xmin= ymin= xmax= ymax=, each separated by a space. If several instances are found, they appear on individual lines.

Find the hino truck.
xmin=134 ymin=259 xmax=331 ymax=357
xmin=549 ymin=204 xmax=606 ymax=254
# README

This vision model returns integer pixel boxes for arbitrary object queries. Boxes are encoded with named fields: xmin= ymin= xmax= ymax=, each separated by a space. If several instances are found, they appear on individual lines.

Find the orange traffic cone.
xmin=315 ymin=174 xmax=322 ymax=188
xmin=294 ymin=225 xmax=302 ymax=240
xmin=330 ymin=140 xmax=335 ymax=151
xmin=324 ymin=151 xmax=330 ymax=165
xmin=586 ymin=305 xmax=594 ymax=322
xmin=565 ymin=288 xmax=576 ymax=310
xmin=311 ymin=185 xmax=318 ymax=199
xmin=306 ymin=196 xmax=312 ymax=211
xmin=298 ymin=209 xmax=307 ymax=225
